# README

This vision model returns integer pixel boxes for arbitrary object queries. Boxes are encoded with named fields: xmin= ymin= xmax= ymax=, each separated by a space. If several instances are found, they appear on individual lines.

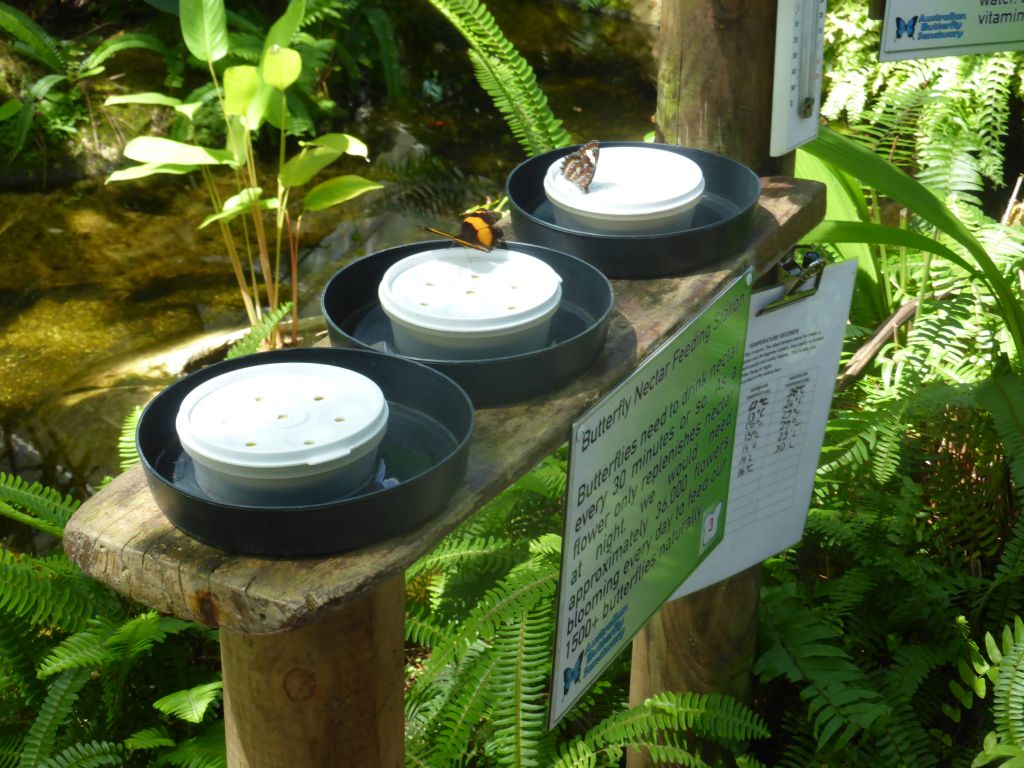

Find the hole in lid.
xmin=277 ymin=414 xmax=288 ymax=420
xmin=245 ymin=441 xmax=257 ymax=447
xmin=470 ymin=274 xmax=480 ymax=279
xmin=303 ymin=440 xmax=315 ymax=446
xmin=420 ymin=302 xmax=429 ymax=306
xmin=508 ymin=306 xmax=517 ymax=310
xmin=465 ymin=290 xmax=475 ymax=295
xmin=313 ymin=395 xmax=324 ymax=401
xmin=255 ymin=396 xmax=265 ymax=402
xmin=511 ymin=285 xmax=519 ymax=289
xmin=334 ymin=417 xmax=346 ymax=422
xmin=425 ymin=282 xmax=434 ymax=287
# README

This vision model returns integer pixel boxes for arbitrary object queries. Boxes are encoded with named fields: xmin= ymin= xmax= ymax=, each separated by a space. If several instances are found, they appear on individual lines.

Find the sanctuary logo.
xmin=896 ymin=15 xmax=918 ymax=39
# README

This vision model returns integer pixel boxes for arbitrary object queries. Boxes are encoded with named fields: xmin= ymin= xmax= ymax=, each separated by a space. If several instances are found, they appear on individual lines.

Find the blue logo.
xmin=562 ymin=653 xmax=582 ymax=695
xmin=896 ymin=16 xmax=918 ymax=39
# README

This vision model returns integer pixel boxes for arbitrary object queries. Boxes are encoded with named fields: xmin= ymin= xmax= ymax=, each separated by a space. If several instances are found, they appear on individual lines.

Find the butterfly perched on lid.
xmin=560 ymin=139 xmax=600 ymax=193
xmin=423 ymin=209 xmax=505 ymax=253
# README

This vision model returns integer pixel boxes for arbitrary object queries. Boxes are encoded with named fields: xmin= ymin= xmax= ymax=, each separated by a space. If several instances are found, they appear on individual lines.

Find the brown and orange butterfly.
xmin=560 ymin=139 xmax=599 ymax=193
xmin=423 ymin=209 xmax=505 ymax=252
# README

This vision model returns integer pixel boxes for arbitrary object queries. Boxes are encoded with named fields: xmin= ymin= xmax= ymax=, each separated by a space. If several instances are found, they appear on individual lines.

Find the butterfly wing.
xmin=560 ymin=140 xmax=600 ymax=193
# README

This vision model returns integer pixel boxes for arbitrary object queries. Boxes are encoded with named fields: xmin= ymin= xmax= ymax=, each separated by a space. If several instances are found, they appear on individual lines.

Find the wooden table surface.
xmin=64 ymin=177 xmax=825 ymax=635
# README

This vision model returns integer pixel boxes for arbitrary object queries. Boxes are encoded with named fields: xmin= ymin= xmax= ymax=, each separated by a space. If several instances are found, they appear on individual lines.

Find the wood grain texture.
xmin=222 ymin=574 xmax=405 ymax=768
xmin=656 ymin=0 xmax=782 ymax=175
xmin=63 ymin=177 xmax=824 ymax=635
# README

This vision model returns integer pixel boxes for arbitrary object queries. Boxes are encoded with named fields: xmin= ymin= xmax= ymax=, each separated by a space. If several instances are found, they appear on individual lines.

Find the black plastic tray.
xmin=321 ymin=241 xmax=614 ymax=407
xmin=507 ymin=141 xmax=760 ymax=279
xmin=137 ymin=348 xmax=473 ymax=557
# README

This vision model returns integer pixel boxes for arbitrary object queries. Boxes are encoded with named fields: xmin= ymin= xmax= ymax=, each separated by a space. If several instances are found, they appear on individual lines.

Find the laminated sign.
xmin=880 ymin=0 xmax=1024 ymax=61
xmin=549 ymin=270 xmax=751 ymax=727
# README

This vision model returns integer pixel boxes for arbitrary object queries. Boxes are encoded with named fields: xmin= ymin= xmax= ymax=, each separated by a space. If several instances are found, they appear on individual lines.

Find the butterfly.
xmin=560 ymin=140 xmax=600 ymax=193
xmin=895 ymin=15 xmax=917 ymax=39
xmin=423 ymin=209 xmax=505 ymax=253
xmin=563 ymin=652 xmax=583 ymax=695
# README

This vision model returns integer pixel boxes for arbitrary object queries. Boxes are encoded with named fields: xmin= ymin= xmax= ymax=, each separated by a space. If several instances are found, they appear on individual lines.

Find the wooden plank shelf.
xmin=64 ymin=177 xmax=824 ymax=636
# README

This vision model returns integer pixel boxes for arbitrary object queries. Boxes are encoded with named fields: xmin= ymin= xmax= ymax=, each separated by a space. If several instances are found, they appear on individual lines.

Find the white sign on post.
xmin=880 ymin=0 xmax=1024 ymax=61
xmin=770 ymin=0 xmax=827 ymax=157
xmin=673 ymin=260 xmax=857 ymax=599
xmin=549 ymin=270 xmax=752 ymax=728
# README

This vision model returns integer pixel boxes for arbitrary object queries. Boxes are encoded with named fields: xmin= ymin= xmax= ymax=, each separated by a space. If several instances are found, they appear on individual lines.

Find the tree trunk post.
xmin=220 ymin=574 xmax=406 ymax=768
xmin=630 ymin=2 xmax=792 ymax=765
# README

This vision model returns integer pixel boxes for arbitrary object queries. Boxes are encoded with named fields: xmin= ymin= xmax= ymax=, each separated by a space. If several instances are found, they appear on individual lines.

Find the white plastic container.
xmin=543 ymin=145 xmax=705 ymax=234
xmin=175 ymin=362 xmax=388 ymax=506
xmin=378 ymin=247 xmax=562 ymax=360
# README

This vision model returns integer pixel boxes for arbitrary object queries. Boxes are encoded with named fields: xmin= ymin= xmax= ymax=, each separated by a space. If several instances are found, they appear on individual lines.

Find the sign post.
xmin=550 ymin=270 xmax=752 ymax=726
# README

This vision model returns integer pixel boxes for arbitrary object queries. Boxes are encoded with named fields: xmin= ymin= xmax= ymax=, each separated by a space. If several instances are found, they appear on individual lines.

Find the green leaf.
xmin=279 ymin=134 xmax=367 ymax=189
xmin=805 ymin=220 xmax=986 ymax=281
xmin=222 ymin=65 xmax=259 ymax=117
xmin=124 ymin=727 xmax=174 ymax=752
xmin=123 ymin=137 xmax=233 ymax=166
xmin=226 ymin=303 xmax=293 ymax=359
xmin=0 ymin=99 xmax=22 ymax=121
xmin=103 ymin=92 xmax=202 ymax=120
xmin=179 ymin=0 xmax=228 ymax=63
xmin=153 ymin=681 xmax=223 ymax=724
xmin=106 ymin=163 xmax=198 ymax=183
xmin=260 ymin=45 xmax=301 ymax=91
xmin=302 ymin=174 xmax=382 ymax=212
xmin=198 ymin=191 xmax=278 ymax=229
xmin=263 ymin=0 xmax=304 ymax=53
xmin=82 ymin=32 xmax=169 ymax=71
xmin=104 ymin=92 xmax=181 ymax=109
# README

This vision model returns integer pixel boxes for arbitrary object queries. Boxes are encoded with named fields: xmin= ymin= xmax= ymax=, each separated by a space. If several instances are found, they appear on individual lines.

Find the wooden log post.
xmin=630 ymin=3 xmax=794 ymax=766
xmin=220 ymin=574 xmax=405 ymax=768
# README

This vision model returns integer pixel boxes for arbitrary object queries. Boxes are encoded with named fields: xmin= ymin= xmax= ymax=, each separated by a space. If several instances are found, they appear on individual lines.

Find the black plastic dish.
xmin=136 ymin=347 xmax=473 ymax=557
xmin=321 ymin=241 xmax=614 ymax=407
xmin=507 ymin=141 xmax=760 ymax=279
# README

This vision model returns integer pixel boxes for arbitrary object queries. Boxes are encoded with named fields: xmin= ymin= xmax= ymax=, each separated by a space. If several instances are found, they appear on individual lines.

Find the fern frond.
xmin=152 ymin=681 xmax=223 ymax=724
xmin=152 ymin=721 xmax=225 ymax=768
xmin=0 ymin=733 xmax=22 ymax=768
xmin=37 ymin=618 xmax=118 ymax=679
xmin=225 ymin=302 xmax=292 ymax=359
xmin=977 ymin=368 xmax=1024 ymax=491
xmin=18 ymin=668 xmax=91 ymax=768
xmin=0 ymin=473 xmax=78 ymax=537
xmin=38 ymin=741 xmax=123 ymax=768
xmin=117 ymin=407 xmax=142 ymax=472
xmin=0 ymin=1 xmax=67 ymax=74
xmin=0 ymin=549 xmax=96 ymax=633
xmin=487 ymin=598 xmax=556 ymax=767
xmin=123 ymin=727 xmax=174 ymax=752
xmin=105 ymin=612 xmax=194 ymax=660
xmin=422 ymin=0 xmax=571 ymax=155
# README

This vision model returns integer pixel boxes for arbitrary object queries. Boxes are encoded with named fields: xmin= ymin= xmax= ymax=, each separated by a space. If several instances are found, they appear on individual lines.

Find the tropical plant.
xmin=0 ymin=472 xmax=226 ymax=767
xmin=0 ymin=0 xmax=169 ymax=159
xmin=104 ymin=0 xmax=381 ymax=341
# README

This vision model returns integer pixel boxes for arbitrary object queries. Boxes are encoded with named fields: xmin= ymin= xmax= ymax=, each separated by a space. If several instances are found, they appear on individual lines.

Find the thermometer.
xmin=770 ymin=0 xmax=827 ymax=157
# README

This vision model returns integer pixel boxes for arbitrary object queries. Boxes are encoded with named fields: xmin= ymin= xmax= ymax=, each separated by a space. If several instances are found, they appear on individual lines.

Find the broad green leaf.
xmin=263 ymin=0 xmax=305 ymax=53
xmin=225 ymin=115 xmax=248 ymax=166
xmin=796 ymin=148 xmax=886 ymax=326
xmin=104 ymin=92 xmax=182 ymax=108
xmin=106 ymin=162 xmax=198 ymax=183
xmin=302 ymin=174 xmax=382 ymax=211
xmin=179 ymin=0 xmax=228 ymax=63
xmin=0 ymin=99 xmax=22 ymax=121
xmin=124 ymin=136 xmax=233 ymax=166
xmin=104 ymin=92 xmax=203 ymax=121
xmin=223 ymin=65 xmax=259 ymax=116
xmin=29 ymin=73 xmax=66 ymax=100
xmin=261 ymin=45 xmax=301 ymax=91
xmin=805 ymin=220 xmax=984 ymax=281
xmin=199 ymin=196 xmax=278 ymax=229
xmin=279 ymin=133 xmax=368 ymax=188
xmin=309 ymin=132 xmax=368 ymax=158
xmin=223 ymin=187 xmax=262 ymax=211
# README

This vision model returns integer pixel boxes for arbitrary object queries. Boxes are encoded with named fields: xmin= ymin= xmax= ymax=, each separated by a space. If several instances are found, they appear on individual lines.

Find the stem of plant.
xmin=202 ymin=166 xmax=258 ymax=326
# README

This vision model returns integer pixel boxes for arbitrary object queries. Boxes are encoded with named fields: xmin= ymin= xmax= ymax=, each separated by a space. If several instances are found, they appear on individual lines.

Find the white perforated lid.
xmin=378 ymin=248 xmax=562 ymax=334
xmin=544 ymin=145 xmax=704 ymax=218
xmin=175 ymin=362 xmax=388 ymax=475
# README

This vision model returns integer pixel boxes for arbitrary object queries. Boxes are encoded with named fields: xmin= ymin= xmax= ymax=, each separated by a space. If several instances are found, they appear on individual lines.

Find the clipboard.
xmin=671 ymin=256 xmax=857 ymax=599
